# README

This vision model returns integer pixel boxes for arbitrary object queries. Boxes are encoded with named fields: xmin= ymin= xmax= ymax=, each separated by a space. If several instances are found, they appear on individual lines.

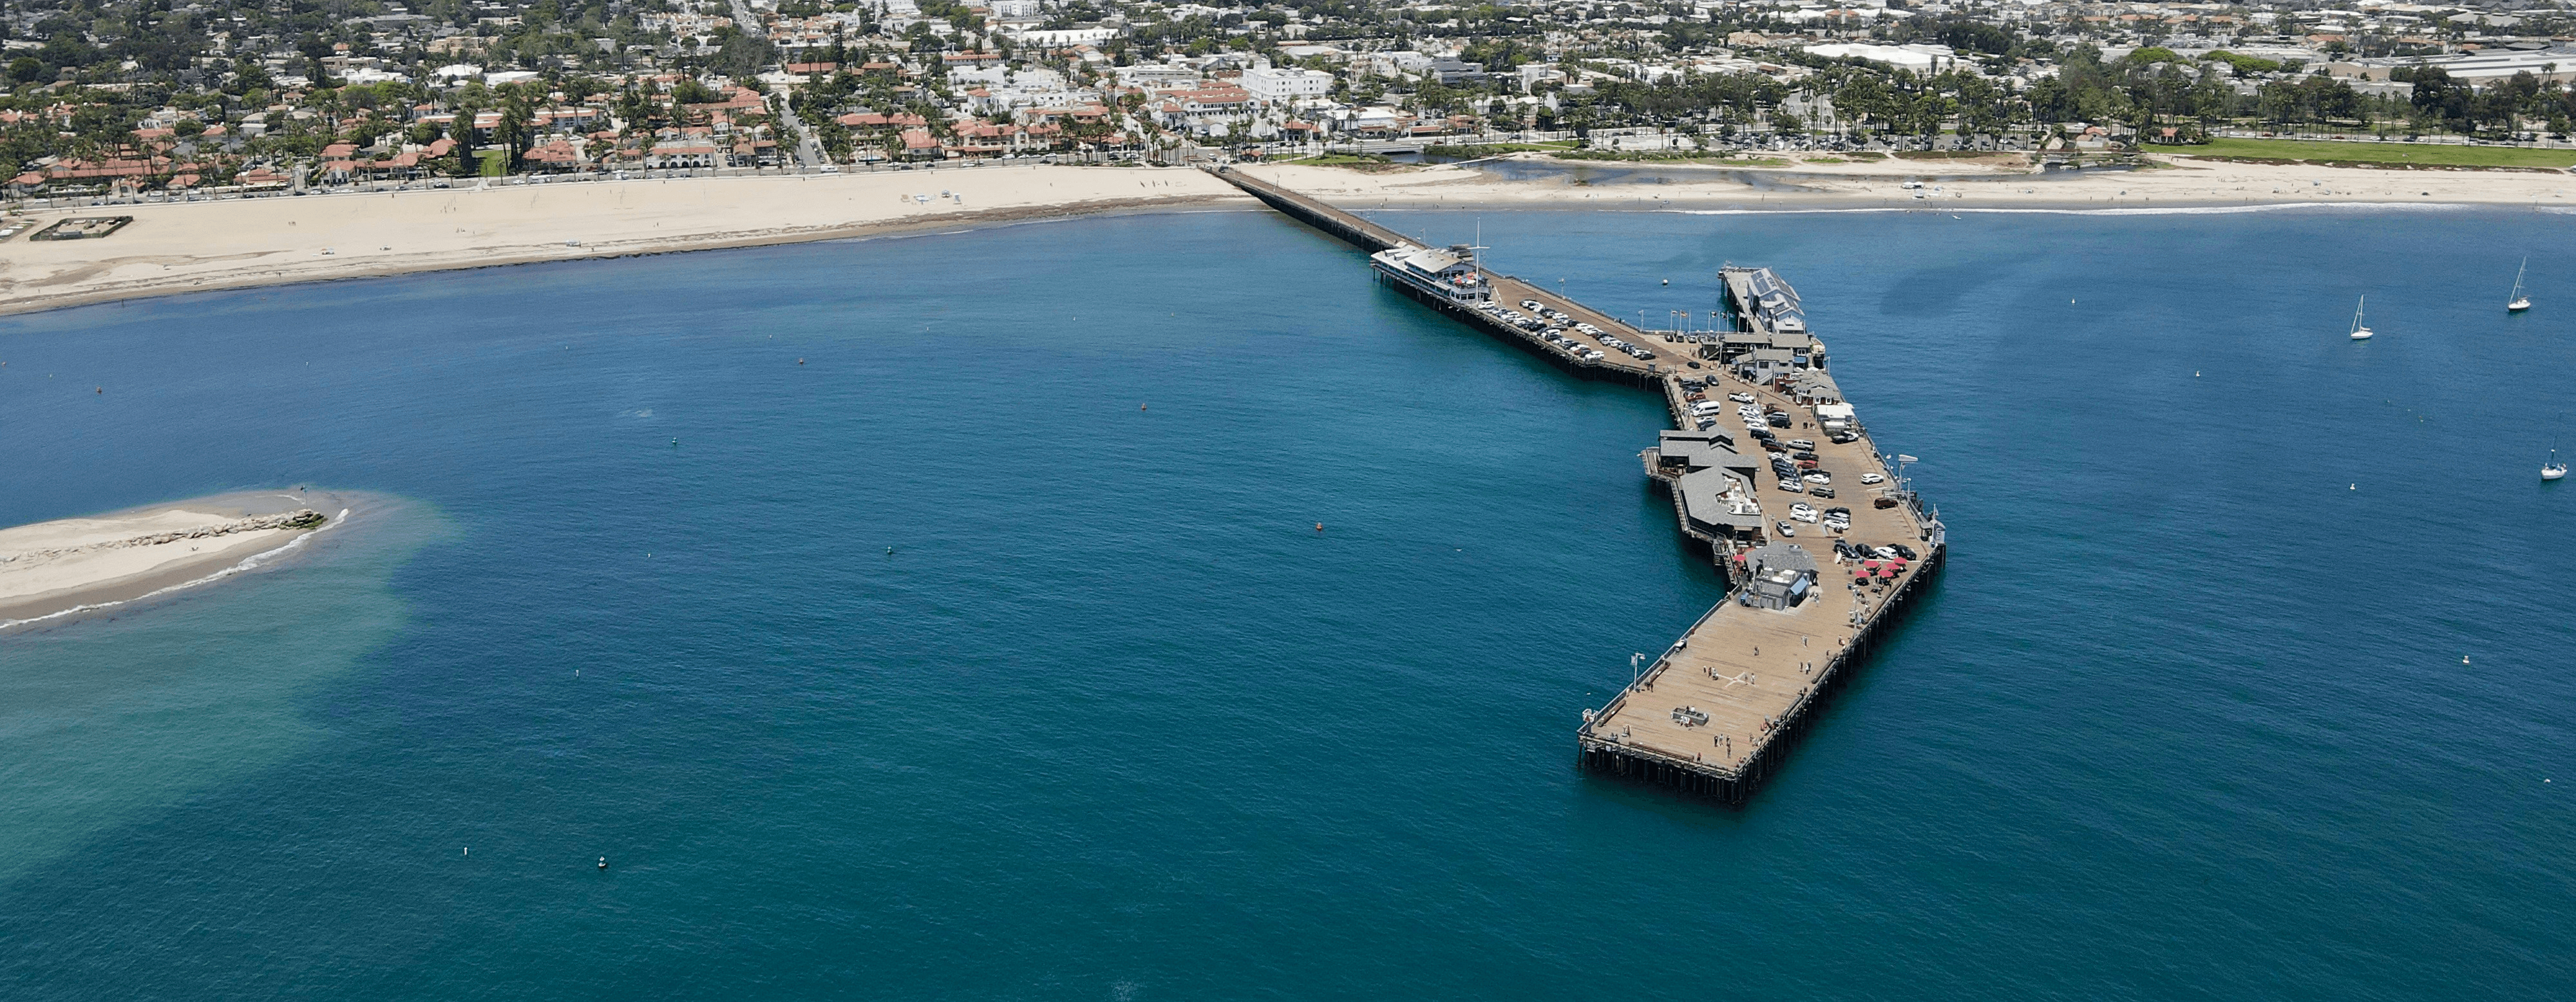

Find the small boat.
xmin=2348 ymin=296 xmax=2373 ymax=341
xmin=2546 ymin=449 xmax=2567 ymax=482
xmin=2508 ymin=257 xmax=2532 ymax=313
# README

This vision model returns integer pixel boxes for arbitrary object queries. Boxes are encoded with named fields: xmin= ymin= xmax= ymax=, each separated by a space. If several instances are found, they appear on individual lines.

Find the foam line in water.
xmin=0 ymin=507 xmax=352 ymax=631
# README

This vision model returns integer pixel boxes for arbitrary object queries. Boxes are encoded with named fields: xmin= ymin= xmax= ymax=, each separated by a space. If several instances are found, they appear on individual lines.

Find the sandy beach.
xmin=0 ymin=491 xmax=348 ymax=626
xmin=1233 ymin=151 xmax=2576 ymax=213
xmin=2 ymin=154 xmax=2566 ymax=317
xmin=0 ymin=165 xmax=1247 ymax=317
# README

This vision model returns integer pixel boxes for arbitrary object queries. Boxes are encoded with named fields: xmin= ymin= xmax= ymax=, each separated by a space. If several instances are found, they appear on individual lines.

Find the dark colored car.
xmin=1767 ymin=415 xmax=1792 ymax=428
xmin=1891 ymin=544 xmax=1918 ymax=560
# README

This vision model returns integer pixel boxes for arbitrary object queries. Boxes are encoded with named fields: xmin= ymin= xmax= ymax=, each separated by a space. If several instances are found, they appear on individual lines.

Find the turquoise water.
xmin=2 ymin=205 xmax=2571 ymax=998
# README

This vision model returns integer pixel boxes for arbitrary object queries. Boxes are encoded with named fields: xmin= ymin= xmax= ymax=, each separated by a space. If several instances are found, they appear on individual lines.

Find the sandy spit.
xmin=0 ymin=489 xmax=357 ymax=629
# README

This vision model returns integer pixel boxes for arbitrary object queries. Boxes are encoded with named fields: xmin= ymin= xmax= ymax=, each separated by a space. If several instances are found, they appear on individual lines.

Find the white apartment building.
xmin=1240 ymin=66 xmax=1336 ymax=102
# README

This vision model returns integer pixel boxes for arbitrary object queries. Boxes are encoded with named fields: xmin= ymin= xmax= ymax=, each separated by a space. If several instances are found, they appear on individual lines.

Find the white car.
xmin=1804 ymin=472 xmax=1832 ymax=484
xmin=1775 ymin=520 xmax=1797 ymax=537
xmin=1728 ymin=392 xmax=1755 ymax=404
xmin=1790 ymin=503 xmax=1819 ymax=522
xmin=1777 ymin=478 xmax=1804 ymax=493
xmin=1860 ymin=473 xmax=1886 ymax=485
xmin=1520 ymin=299 xmax=1542 ymax=310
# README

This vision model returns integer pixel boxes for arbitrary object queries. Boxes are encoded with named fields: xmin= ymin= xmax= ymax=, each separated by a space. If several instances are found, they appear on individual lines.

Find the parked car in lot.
xmin=1777 ymin=479 xmax=1804 ymax=493
xmin=1790 ymin=504 xmax=1819 ymax=523
xmin=1891 ymin=544 xmax=1918 ymax=560
xmin=1520 ymin=299 xmax=1542 ymax=310
xmin=1786 ymin=439 xmax=1815 ymax=451
xmin=1860 ymin=472 xmax=1885 ymax=484
xmin=1728 ymin=392 xmax=1756 ymax=404
xmin=1776 ymin=520 xmax=1797 ymax=537
xmin=1808 ymin=485 xmax=1835 ymax=498
xmin=1804 ymin=472 xmax=1832 ymax=484
xmin=1767 ymin=415 xmax=1792 ymax=428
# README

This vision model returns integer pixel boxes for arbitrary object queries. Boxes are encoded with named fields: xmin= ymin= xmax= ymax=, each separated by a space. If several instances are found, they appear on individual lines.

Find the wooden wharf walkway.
xmin=1208 ymin=166 xmax=1946 ymax=804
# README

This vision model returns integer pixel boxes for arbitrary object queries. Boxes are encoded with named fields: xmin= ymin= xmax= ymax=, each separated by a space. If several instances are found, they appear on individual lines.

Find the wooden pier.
xmin=1209 ymin=167 xmax=1946 ymax=804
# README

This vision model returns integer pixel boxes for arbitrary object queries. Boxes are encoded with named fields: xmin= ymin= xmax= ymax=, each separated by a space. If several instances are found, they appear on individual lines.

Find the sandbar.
xmin=0 ymin=491 xmax=349 ymax=627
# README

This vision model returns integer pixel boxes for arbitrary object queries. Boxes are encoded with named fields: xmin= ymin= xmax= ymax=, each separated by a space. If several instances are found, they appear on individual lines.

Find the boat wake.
xmin=0 ymin=507 xmax=352 ymax=631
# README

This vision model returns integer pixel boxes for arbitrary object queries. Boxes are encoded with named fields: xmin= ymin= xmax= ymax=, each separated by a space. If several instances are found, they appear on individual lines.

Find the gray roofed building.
xmin=1738 ymin=542 xmax=1818 ymax=610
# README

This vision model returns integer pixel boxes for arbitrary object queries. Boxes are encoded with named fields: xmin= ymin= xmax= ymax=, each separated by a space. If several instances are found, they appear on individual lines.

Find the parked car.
xmin=1777 ymin=479 xmax=1804 ymax=493
xmin=1776 ymin=520 xmax=1797 ymax=537
xmin=1728 ymin=392 xmax=1755 ymax=403
xmin=1520 ymin=299 xmax=1542 ymax=310
xmin=1786 ymin=439 xmax=1815 ymax=451
xmin=1809 ymin=486 xmax=1835 ymax=498
xmin=1891 ymin=544 xmax=1918 ymax=560
xmin=1860 ymin=472 xmax=1885 ymax=484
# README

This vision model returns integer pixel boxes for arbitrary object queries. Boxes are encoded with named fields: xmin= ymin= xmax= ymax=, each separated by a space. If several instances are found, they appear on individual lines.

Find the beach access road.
xmin=0 ymin=165 xmax=1245 ymax=316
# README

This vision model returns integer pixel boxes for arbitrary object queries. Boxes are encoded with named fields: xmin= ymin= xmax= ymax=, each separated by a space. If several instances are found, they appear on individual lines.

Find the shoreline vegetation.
xmin=3 ymin=156 xmax=2570 ymax=320
xmin=0 ymin=491 xmax=350 ymax=628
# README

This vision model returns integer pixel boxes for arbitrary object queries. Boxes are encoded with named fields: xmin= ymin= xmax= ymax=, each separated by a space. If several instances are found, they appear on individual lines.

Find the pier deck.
xmin=1209 ymin=166 xmax=1943 ymax=804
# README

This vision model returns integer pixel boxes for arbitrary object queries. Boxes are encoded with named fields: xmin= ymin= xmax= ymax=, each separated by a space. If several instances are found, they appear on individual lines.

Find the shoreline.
xmin=0 ymin=165 xmax=1250 ymax=318
xmin=1233 ymin=152 xmax=2576 ymax=214
xmin=0 ymin=490 xmax=356 ymax=629
xmin=3 ymin=156 xmax=2564 ymax=318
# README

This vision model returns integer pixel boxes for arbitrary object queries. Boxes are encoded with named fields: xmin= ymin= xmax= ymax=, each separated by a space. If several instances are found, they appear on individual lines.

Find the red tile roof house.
xmin=10 ymin=156 xmax=175 ymax=194
xmin=897 ymin=127 xmax=945 ymax=161
xmin=521 ymin=139 xmax=589 ymax=173
xmin=836 ymin=111 xmax=930 ymax=130
xmin=643 ymin=137 xmax=722 ymax=169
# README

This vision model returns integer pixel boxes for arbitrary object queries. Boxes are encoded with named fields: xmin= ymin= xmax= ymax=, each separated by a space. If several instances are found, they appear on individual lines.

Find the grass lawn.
xmin=2181 ymin=137 xmax=2576 ymax=169
xmin=476 ymin=149 xmax=510 ymax=177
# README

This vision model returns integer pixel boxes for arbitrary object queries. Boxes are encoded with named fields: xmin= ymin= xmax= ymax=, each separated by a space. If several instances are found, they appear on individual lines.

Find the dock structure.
xmin=1209 ymin=167 xmax=1944 ymax=804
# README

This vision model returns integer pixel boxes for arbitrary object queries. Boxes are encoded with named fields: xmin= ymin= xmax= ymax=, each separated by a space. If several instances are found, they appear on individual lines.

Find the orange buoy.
xmin=1314 ymin=523 xmax=1323 ymax=532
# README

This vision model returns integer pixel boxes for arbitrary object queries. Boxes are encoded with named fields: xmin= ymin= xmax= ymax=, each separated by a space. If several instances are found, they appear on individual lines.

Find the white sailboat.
xmin=2347 ymin=296 xmax=2373 ymax=341
xmin=2508 ymin=257 xmax=2532 ymax=313
xmin=2546 ymin=449 xmax=2567 ymax=482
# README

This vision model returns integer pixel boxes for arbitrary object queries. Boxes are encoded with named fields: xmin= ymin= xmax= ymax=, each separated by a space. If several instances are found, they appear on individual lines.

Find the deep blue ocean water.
xmin=2 ymin=202 xmax=2571 ymax=999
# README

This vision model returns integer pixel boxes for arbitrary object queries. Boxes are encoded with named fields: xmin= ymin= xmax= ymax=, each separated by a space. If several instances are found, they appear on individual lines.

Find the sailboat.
xmin=2508 ymin=257 xmax=2532 ymax=313
xmin=2348 ymin=296 xmax=2373 ymax=341
xmin=2546 ymin=449 xmax=2567 ymax=482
